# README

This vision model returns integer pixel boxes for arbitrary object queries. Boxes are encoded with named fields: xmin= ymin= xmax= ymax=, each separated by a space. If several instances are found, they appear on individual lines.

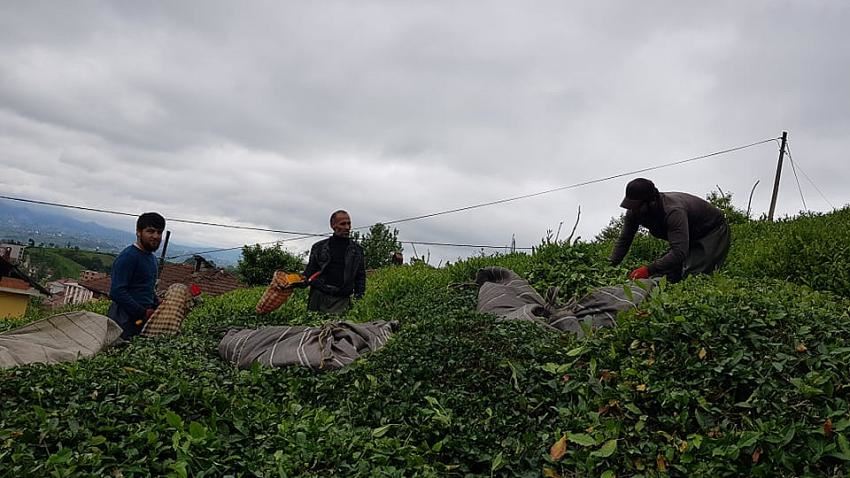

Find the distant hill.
xmin=0 ymin=201 xmax=243 ymax=266
xmin=25 ymin=247 xmax=115 ymax=282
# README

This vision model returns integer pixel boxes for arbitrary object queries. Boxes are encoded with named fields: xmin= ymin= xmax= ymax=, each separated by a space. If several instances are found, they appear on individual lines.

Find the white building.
xmin=0 ymin=244 xmax=26 ymax=264
xmin=63 ymin=282 xmax=94 ymax=305
xmin=45 ymin=279 xmax=75 ymax=295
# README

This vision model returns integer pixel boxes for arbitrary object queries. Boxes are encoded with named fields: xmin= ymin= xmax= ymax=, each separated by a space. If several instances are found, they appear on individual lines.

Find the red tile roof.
xmin=158 ymin=263 xmax=244 ymax=296
xmin=0 ymin=256 xmax=49 ymax=296
xmin=0 ymin=277 xmax=30 ymax=290
xmin=79 ymin=276 xmax=112 ymax=296
xmin=80 ymin=263 xmax=244 ymax=298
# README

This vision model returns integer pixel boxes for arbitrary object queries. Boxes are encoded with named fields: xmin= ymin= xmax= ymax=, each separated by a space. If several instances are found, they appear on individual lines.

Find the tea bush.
xmin=540 ymin=276 xmax=850 ymax=477
xmin=725 ymin=207 xmax=850 ymax=297
xmin=2 ymin=208 xmax=850 ymax=476
xmin=526 ymin=242 xmax=626 ymax=301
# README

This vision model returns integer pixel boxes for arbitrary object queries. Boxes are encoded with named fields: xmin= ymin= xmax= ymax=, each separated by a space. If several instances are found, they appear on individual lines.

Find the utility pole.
xmin=158 ymin=230 xmax=171 ymax=278
xmin=768 ymin=131 xmax=788 ymax=221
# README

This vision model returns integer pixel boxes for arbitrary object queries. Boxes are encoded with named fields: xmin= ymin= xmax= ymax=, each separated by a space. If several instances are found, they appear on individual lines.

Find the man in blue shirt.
xmin=108 ymin=212 xmax=165 ymax=339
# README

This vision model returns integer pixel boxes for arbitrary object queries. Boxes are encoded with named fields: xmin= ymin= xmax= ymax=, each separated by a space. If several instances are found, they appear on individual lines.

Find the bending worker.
xmin=609 ymin=178 xmax=731 ymax=283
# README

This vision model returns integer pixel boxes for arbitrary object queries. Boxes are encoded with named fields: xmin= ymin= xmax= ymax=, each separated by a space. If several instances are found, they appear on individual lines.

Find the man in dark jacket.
xmin=303 ymin=210 xmax=367 ymax=314
xmin=108 ymin=212 xmax=164 ymax=339
xmin=610 ymin=178 xmax=731 ymax=283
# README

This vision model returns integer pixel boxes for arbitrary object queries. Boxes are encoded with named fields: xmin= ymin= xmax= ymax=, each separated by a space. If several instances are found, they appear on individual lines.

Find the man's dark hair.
xmin=137 ymin=212 xmax=166 ymax=231
xmin=330 ymin=210 xmax=349 ymax=225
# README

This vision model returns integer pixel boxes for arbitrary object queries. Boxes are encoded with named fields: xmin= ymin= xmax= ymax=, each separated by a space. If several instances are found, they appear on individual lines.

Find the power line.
xmin=402 ymin=240 xmax=534 ymax=251
xmin=167 ymin=241 xmax=287 ymax=259
xmin=166 ymin=236 xmax=534 ymax=260
xmin=0 ymin=195 xmax=323 ymax=237
xmin=3 ymin=136 xmax=780 ymax=260
xmin=784 ymin=145 xmax=808 ymax=211
xmin=0 ymin=196 xmax=139 ymax=218
xmin=784 ymin=141 xmax=836 ymax=210
xmin=377 ymin=137 xmax=780 ymax=227
xmin=168 ymin=136 xmax=776 ymax=257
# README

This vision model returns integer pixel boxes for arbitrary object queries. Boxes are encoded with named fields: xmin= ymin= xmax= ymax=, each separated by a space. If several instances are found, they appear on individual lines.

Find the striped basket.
xmin=141 ymin=284 xmax=192 ymax=337
xmin=255 ymin=271 xmax=305 ymax=314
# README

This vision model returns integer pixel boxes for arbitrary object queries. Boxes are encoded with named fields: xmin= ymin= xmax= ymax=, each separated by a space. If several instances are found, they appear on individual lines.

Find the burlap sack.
xmin=255 ymin=271 xmax=305 ymax=314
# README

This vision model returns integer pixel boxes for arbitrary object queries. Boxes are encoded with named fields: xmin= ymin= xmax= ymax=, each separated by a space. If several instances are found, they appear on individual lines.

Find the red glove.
xmin=629 ymin=265 xmax=650 ymax=280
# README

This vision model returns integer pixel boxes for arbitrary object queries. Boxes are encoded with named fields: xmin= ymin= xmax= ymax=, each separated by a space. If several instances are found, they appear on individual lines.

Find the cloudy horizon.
xmin=1 ymin=1 xmax=847 ymax=263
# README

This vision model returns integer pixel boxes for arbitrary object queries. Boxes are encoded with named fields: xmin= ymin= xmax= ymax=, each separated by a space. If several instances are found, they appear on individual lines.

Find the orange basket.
xmin=255 ymin=271 xmax=305 ymax=314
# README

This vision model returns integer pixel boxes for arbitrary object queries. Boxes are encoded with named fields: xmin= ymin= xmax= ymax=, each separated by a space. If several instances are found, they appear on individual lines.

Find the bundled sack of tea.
xmin=141 ymin=283 xmax=201 ymax=337
xmin=255 ymin=271 xmax=306 ymax=314
xmin=476 ymin=267 xmax=655 ymax=336
xmin=218 ymin=320 xmax=398 ymax=371
xmin=0 ymin=311 xmax=123 ymax=369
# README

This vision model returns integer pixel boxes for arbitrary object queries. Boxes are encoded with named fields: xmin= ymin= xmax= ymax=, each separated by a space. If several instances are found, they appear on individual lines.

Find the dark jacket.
xmin=609 ymin=192 xmax=726 ymax=276
xmin=303 ymin=237 xmax=366 ymax=298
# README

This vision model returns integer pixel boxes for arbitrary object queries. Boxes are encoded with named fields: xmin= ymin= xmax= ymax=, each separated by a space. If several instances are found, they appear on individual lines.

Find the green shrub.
xmin=726 ymin=207 xmax=850 ymax=297
xmin=526 ymin=241 xmax=627 ymax=301
xmin=540 ymin=276 xmax=850 ymax=477
xmin=3 ymin=206 xmax=850 ymax=476
xmin=237 ymin=243 xmax=306 ymax=286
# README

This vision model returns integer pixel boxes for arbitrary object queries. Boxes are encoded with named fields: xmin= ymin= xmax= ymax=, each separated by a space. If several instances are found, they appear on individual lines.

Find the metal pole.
xmin=746 ymin=180 xmax=760 ymax=219
xmin=768 ymin=131 xmax=788 ymax=221
xmin=158 ymin=230 xmax=171 ymax=278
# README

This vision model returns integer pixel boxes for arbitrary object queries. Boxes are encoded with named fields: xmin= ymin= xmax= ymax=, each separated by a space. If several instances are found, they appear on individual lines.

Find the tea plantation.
xmin=2 ymin=208 xmax=849 ymax=477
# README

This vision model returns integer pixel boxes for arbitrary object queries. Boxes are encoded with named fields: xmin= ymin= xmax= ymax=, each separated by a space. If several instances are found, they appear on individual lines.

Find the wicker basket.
xmin=141 ymin=284 xmax=192 ymax=337
xmin=255 ymin=271 xmax=305 ymax=314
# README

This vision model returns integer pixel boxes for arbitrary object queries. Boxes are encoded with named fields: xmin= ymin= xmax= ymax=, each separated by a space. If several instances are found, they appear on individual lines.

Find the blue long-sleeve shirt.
xmin=109 ymin=244 xmax=158 ymax=320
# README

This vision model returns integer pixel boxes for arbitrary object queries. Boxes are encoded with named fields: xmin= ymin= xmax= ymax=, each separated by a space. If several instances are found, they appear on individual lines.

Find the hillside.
xmin=1 ymin=207 xmax=849 ymax=476
xmin=0 ymin=201 xmax=243 ymax=266
xmin=25 ymin=247 xmax=116 ymax=282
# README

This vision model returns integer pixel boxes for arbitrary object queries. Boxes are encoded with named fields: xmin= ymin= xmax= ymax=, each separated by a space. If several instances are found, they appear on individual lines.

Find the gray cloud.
xmin=1 ymin=1 xmax=847 ymax=262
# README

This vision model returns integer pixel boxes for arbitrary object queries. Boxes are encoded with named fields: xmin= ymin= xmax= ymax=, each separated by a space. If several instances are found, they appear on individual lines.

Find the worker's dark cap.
xmin=620 ymin=178 xmax=658 ymax=209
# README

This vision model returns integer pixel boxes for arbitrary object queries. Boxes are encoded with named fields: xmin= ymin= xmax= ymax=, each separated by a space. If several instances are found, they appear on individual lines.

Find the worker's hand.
xmin=629 ymin=265 xmax=650 ymax=280
xmin=144 ymin=308 xmax=156 ymax=320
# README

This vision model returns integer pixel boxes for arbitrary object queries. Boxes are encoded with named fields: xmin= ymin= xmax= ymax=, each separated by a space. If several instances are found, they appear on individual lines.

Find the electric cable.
xmin=376 ymin=137 xmax=780 ymax=226
xmin=2 ymin=136 xmax=781 ymax=260
xmin=784 ymin=145 xmax=808 ymax=211
xmin=784 ymin=141 xmax=836 ymax=210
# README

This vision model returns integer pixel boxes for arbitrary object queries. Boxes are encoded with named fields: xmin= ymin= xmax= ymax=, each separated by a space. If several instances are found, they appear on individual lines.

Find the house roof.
xmin=80 ymin=262 xmax=244 ymax=298
xmin=46 ymin=279 xmax=78 ymax=286
xmin=79 ymin=276 xmax=111 ymax=295
xmin=158 ymin=263 xmax=243 ymax=296
xmin=0 ymin=256 xmax=49 ymax=296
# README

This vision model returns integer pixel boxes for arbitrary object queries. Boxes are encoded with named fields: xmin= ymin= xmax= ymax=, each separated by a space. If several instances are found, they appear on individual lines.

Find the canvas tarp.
xmin=0 ymin=311 xmax=123 ymax=369
xmin=218 ymin=320 xmax=397 ymax=371
xmin=476 ymin=267 xmax=655 ymax=336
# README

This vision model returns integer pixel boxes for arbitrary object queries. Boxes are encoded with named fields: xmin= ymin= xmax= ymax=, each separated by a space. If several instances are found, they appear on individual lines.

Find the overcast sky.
xmin=1 ymin=1 xmax=847 ymax=263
